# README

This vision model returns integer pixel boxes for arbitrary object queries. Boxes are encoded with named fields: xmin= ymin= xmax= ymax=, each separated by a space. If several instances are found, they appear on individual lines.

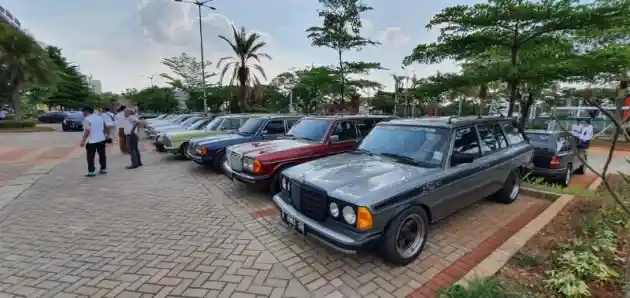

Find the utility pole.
xmin=174 ymin=0 xmax=216 ymax=114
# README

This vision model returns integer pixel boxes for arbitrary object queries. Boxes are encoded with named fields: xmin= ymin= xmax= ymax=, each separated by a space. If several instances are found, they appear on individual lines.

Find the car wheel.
xmin=379 ymin=206 xmax=429 ymax=266
xmin=492 ymin=170 xmax=520 ymax=204
xmin=155 ymin=144 xmax=167 ymax=152
xmin=212 ymin=150 xmax=226 ymax=172
xmin=179 ymin=142 xmax=189 ymax=158
xmin=62 ymin=127 xmax=69 ymax=132
xmin=558 ymin=163 xmax=572 ymax=187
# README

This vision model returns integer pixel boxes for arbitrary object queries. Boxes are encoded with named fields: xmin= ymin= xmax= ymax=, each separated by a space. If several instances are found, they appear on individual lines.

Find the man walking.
xmin=115 ymin=106 xmax=127 ymax=153
xmin=124 ymin=108 xmax=143 ymax=169
xmin=80 ymin=105 xmax=107 ymax=176
xmin=577 ymin=118 xmax=594 ymax=151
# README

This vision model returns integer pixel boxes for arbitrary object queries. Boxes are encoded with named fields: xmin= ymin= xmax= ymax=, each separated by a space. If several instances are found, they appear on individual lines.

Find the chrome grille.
xmin=229 ymin=151 xmax=242 ymax=171
xmin=295 ymin=183 xmax=327 ymax=221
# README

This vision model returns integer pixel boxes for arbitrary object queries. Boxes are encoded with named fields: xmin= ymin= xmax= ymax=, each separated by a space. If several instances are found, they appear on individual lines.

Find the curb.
xmin=456 ymin=177 xmax=604 ymax=286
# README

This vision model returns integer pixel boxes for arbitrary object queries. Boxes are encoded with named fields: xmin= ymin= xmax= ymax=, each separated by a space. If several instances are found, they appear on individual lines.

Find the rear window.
xmin=526 ymin=133 xmax=552 ymax=143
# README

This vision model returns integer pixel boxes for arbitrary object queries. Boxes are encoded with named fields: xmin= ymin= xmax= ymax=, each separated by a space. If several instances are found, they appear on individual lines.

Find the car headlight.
xmin=342 ymin=206 xmax=356 ymax=224
xmin=243 ymin=157 xmax=254 ymax=171
xmin=280 ymin=176 xmax=291 ymax=191
xmin=329 ymin=202 xmax=339 ymax=218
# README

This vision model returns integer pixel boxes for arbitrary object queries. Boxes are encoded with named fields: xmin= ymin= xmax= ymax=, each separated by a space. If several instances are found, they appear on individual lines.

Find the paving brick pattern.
xmin=0 ymin=148 xmax=549 ymax=298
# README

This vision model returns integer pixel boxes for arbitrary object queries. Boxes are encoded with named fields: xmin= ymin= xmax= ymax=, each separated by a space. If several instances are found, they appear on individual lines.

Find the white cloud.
xmin=74 ymin=0 xmax=308 ymax=92
xmin=377 ymin=27 xmax=409 ymax=46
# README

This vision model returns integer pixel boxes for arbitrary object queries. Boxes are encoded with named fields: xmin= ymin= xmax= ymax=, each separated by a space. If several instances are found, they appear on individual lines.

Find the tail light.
xmin=550 ymin=156 xmax=560 ymax=169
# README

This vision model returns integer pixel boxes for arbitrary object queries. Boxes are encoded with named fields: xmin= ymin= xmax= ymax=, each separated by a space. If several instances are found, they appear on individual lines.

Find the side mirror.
xmin=329 ymin=135 xmax=339 ymax=142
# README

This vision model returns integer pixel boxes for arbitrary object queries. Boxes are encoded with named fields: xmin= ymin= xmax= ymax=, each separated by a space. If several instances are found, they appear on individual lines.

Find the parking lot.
xmin=0 ymin=130 xmax=603 ymax=297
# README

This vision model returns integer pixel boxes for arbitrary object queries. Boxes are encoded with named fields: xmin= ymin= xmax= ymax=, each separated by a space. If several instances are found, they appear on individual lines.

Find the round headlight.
xmin=342 ymin=206 xmax=356 ymax=224
xmin=329 ymin=202 xmax=339 ymax=218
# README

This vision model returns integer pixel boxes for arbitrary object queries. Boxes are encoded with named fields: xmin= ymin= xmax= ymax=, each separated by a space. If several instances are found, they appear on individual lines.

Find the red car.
xmin=223 ymin=114 xmax=396 ymax=193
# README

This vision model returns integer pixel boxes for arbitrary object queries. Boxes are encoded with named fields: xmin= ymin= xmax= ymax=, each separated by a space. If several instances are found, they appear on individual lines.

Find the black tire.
xmin=492 ymin=170 xmax=520 ymax=204
xmin=155 ymin=144 xmax=166 ymax=153
xmin=575 ymin=158 xmax=586 ymax=175
xmin=212 ymin=150 xmax=226 ymax=172
xmin=62 ymin=127 xmax=69 ymax=132
xmin=556 ymin=163 xmax=572 ymax=187
xmin=379 ymin=206 xmax=429 ymax=266
xmin=179 ymin=142 xmax=189 ymax=158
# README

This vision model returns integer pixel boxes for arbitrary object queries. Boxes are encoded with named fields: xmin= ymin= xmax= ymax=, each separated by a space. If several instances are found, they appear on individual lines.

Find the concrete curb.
xmin=457 ymin=177 xmax=604 ymax=285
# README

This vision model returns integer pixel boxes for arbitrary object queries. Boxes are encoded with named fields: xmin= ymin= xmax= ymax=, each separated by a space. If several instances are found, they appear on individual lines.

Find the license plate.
xmin=283 ymin=212 xmax=305 ymax=235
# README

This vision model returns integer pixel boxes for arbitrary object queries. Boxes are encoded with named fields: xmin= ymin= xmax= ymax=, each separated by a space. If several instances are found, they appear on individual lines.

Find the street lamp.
xmin=174 ymin=0 xmax=216 ymax=114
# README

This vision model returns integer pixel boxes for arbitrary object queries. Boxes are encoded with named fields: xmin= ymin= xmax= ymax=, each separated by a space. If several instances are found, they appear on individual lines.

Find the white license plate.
xmin=283 ymin=212 xmax=305 ymax=235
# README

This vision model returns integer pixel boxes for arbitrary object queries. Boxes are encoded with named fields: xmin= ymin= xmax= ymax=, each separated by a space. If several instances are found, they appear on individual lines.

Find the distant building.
xmin=0 ymin=5 xmax=21 ymax=29
xmin=84 ymin=75 xmax=102 ymax=94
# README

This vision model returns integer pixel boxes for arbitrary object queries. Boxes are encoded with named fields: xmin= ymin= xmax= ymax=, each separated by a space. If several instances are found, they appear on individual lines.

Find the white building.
xmin=0 ymin=5 xmax=21 ymax=29
xmin=84 ymin=75 xmax=102 ymax=94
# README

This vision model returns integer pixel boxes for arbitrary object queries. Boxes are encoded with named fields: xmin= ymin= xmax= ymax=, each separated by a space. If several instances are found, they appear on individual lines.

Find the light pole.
xmin=174 ymin=0 xmax=215 ymax=114
xmin=146 ymin=75 xmax=155 ymax=86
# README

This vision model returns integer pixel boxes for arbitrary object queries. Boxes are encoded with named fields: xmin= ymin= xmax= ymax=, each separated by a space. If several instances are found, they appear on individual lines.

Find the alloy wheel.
xmin=395 ymin=214 xmax=425 ymax=259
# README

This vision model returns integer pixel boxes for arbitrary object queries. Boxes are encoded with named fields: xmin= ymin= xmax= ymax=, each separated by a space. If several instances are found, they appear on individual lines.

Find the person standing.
xmin=124 ymin=108 xmax=143 ymax=169
xmin=101 ymin=107 xmax=116 ymax=143
xmin=80 ymin=105 xmax=107 ymax=176
xmin=578 ymin=118 xmax=594 ymax=151
xmin=115 ymin=106 xmax=128 ymax=153
xmin=0 ymin=108 xmax=6 ymax=120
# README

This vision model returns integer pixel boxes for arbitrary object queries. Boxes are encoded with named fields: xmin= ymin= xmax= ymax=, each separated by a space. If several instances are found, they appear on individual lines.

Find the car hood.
xmin=191 ymin=133 xmax=245 ymax=147
xmin=166 ymin=130 xmax=223 ymax=140
xmin=284 ymin=153 xmax=441 ymax=206
xmin=156 ymin=125 xmax=185 ymax=132
xmin=230 ymin=138 xmax=317 ymax=157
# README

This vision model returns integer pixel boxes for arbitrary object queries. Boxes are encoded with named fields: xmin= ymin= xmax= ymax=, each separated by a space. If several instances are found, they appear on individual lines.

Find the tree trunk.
xmin=12 ymin=82 xmax=23 ymax=120
xmin=338 ymin=50 xmax=345 ymax=109
xmin=617 ymin=79 xmax=628 ymax=142
xmin=519 ymin=92 xmax=535 ymax=129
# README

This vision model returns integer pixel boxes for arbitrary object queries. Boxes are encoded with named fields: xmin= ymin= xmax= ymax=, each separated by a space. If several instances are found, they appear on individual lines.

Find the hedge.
xmin=0 ymin=120 xmax=37 ymax=129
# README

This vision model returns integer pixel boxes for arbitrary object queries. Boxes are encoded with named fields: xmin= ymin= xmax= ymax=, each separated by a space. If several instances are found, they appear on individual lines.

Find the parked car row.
xmin=149 ymin=113 xmax=580 ymax=265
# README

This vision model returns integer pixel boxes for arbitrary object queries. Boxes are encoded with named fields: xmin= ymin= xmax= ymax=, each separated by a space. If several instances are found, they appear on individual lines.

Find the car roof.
xmin=379 ymin=115 xmax=517 ymax=129
xmin=302 ymin=114 xmax=396 ymax=121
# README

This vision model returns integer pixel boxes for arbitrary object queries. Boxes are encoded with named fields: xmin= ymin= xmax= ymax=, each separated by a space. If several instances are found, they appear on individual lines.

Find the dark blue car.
xmin=188 ymin=115 xmax=303 ymax=171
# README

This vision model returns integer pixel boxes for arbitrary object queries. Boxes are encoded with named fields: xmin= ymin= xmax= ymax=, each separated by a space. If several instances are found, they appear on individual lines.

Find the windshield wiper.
xmin=378 ymin=153 xmax=437 ymax=167
xmin=353 ymin=148 xmax=373 ymax=155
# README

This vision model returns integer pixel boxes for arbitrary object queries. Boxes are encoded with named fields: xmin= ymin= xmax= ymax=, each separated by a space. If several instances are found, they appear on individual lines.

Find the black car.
xmin=39 ymin=111 xmax=68 ymax=123
xmin=525 ymin=130 xmax=586 ymax=186
xmin=62 ymin=112 xmax=85 ymax=131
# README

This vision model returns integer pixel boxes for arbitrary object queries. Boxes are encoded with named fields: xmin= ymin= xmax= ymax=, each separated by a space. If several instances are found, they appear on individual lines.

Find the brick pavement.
xmin=0 ymin=147 xmax=551 ymax=298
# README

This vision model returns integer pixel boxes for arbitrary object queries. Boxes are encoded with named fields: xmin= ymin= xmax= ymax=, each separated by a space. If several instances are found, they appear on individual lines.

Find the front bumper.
xmin=223 ymin=161 xmax=271 ymax=185
xmin=272 ymin=192 xmax=381 ymax=253
xmin=188 ymin=147 xmax=212 ymax=165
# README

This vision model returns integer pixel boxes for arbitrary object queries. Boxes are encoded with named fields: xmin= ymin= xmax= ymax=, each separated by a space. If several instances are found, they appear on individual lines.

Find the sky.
xmin=3 ymin=0 xmax=467 ymax=93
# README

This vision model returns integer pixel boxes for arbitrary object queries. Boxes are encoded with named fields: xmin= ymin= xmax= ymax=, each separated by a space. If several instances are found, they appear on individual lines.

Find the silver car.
xmin=273 ymin=116 xmax=533 ymax=265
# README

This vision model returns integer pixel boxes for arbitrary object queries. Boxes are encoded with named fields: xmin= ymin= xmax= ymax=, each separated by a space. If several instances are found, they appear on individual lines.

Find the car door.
xmin=475 ymin=123 xmax=508 ymax=196
xmin=328 ymin=120 xmax=359 ymax=153
xmin=262 ymin=120 xmax=286 ymax=140
xmin=438 ymin=125 xmax=485 ymax=217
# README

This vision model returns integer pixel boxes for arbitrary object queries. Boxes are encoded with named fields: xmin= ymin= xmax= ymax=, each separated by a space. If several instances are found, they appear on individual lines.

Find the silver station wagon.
xmin=273 ymin=116 xmax=534 ymax=265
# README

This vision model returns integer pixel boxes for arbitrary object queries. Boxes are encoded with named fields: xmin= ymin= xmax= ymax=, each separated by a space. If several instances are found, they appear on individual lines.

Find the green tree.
xmin=307 ymin=0 xmax=379 ymax=107
xmin=217 ymin=25 xmax=271 ymax=112
xmin=131 ymin=86 xmax=178 ymax=113
xmin=44 ymin=46 xmax=91 ymax=110
xmin=0 ymin=23 xmax=58 ymax=118
xmin=403 ymin=0 xmax=628 ymax=116
xmin=160 ymin=52 xmax=215 ymax=91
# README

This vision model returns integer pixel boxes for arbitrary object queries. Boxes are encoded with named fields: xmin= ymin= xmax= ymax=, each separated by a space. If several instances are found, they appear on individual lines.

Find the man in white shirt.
xmin=80 ymin=105 xmax=107 ymax=176
xmin=578 ymin=118 xmax=594 ymax=150
xmin=115 ymin=106 xmax=128 ymax=154
xmin=0 ymin=108 xmax=6 ymax=120
xmin=124 ymin=108 xmax=143 ymax=169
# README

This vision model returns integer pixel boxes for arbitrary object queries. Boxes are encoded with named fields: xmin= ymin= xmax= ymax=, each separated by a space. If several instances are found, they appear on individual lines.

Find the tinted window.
xmin=287 ymin=119 xmax=299 ymax=130
xmin=452 ymin=126 xmax=480 ymax=157
xmin=286 ymin=119 xmax=331 ymax=142
xmin=265 ymin=120 xmax=286 ymax=134
xmin=490 ymin=124 xmax=508 ymax=148
xmin=501 ymin=122 xmax=526 ymax=145
xmin=181 ymin=117 xmax=201 ymax=127
xmin=238 ymin=118 xmax=266 ymax=135
xmin=223 ymin=118 xmax=242 ymax=130
xmin=67 ymin=112 xmax=83 ymax=120
xmin=526 ymin=133 xmax=552 ymax=144
xmin=477 ymin=125 xmax=501 ymax=154
xmin=356 ymin=119 xmax=378 ymax=136
xmin=358 ymin=126 xmax=450 ymax=167
xmin=331 ymin=120 xmax=357 ymax=141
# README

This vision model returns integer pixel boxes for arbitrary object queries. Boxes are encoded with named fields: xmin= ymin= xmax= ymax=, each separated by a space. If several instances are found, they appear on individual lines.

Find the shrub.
xmin=0 ymin=119 xmax=37 ymax=129
xmin=438 ymin=277 xmax=529 ymax=298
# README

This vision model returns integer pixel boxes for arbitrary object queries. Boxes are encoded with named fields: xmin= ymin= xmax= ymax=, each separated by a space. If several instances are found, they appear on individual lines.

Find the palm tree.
xmin=0 ymin=24 xmax=58 ymax=119
xmin=217 ymin=26 xmax=271 ymax=112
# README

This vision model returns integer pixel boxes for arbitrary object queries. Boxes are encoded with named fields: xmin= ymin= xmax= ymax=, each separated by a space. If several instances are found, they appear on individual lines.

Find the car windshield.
xmin=204 ymin=117 xmax=223 ymax=132
xmin=238 ymin=118 xmax=265 ymax=135
xmin=286 ymin=119 xmax=331 ymax=142
xmin=181 ymin=117 xmax=201 ymax=127
xmin=526 ymin=133 xmax=552 ymax=144
xmin=67 ymin=112 xmax=83 ymax=120
xmin=188 ymin=119 xmax=208 ymax=130
xmin=357 ymin=125 xmax=450 ymax=167
xmin=174 ymin=116 xmax=192 ymax=124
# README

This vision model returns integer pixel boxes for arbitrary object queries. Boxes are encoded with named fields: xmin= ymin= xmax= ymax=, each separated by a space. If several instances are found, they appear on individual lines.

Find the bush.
xmin=0 ymin=119 xmax=37 ymax=129
xmin=438 ymin=278 xmax=529 ymax=298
